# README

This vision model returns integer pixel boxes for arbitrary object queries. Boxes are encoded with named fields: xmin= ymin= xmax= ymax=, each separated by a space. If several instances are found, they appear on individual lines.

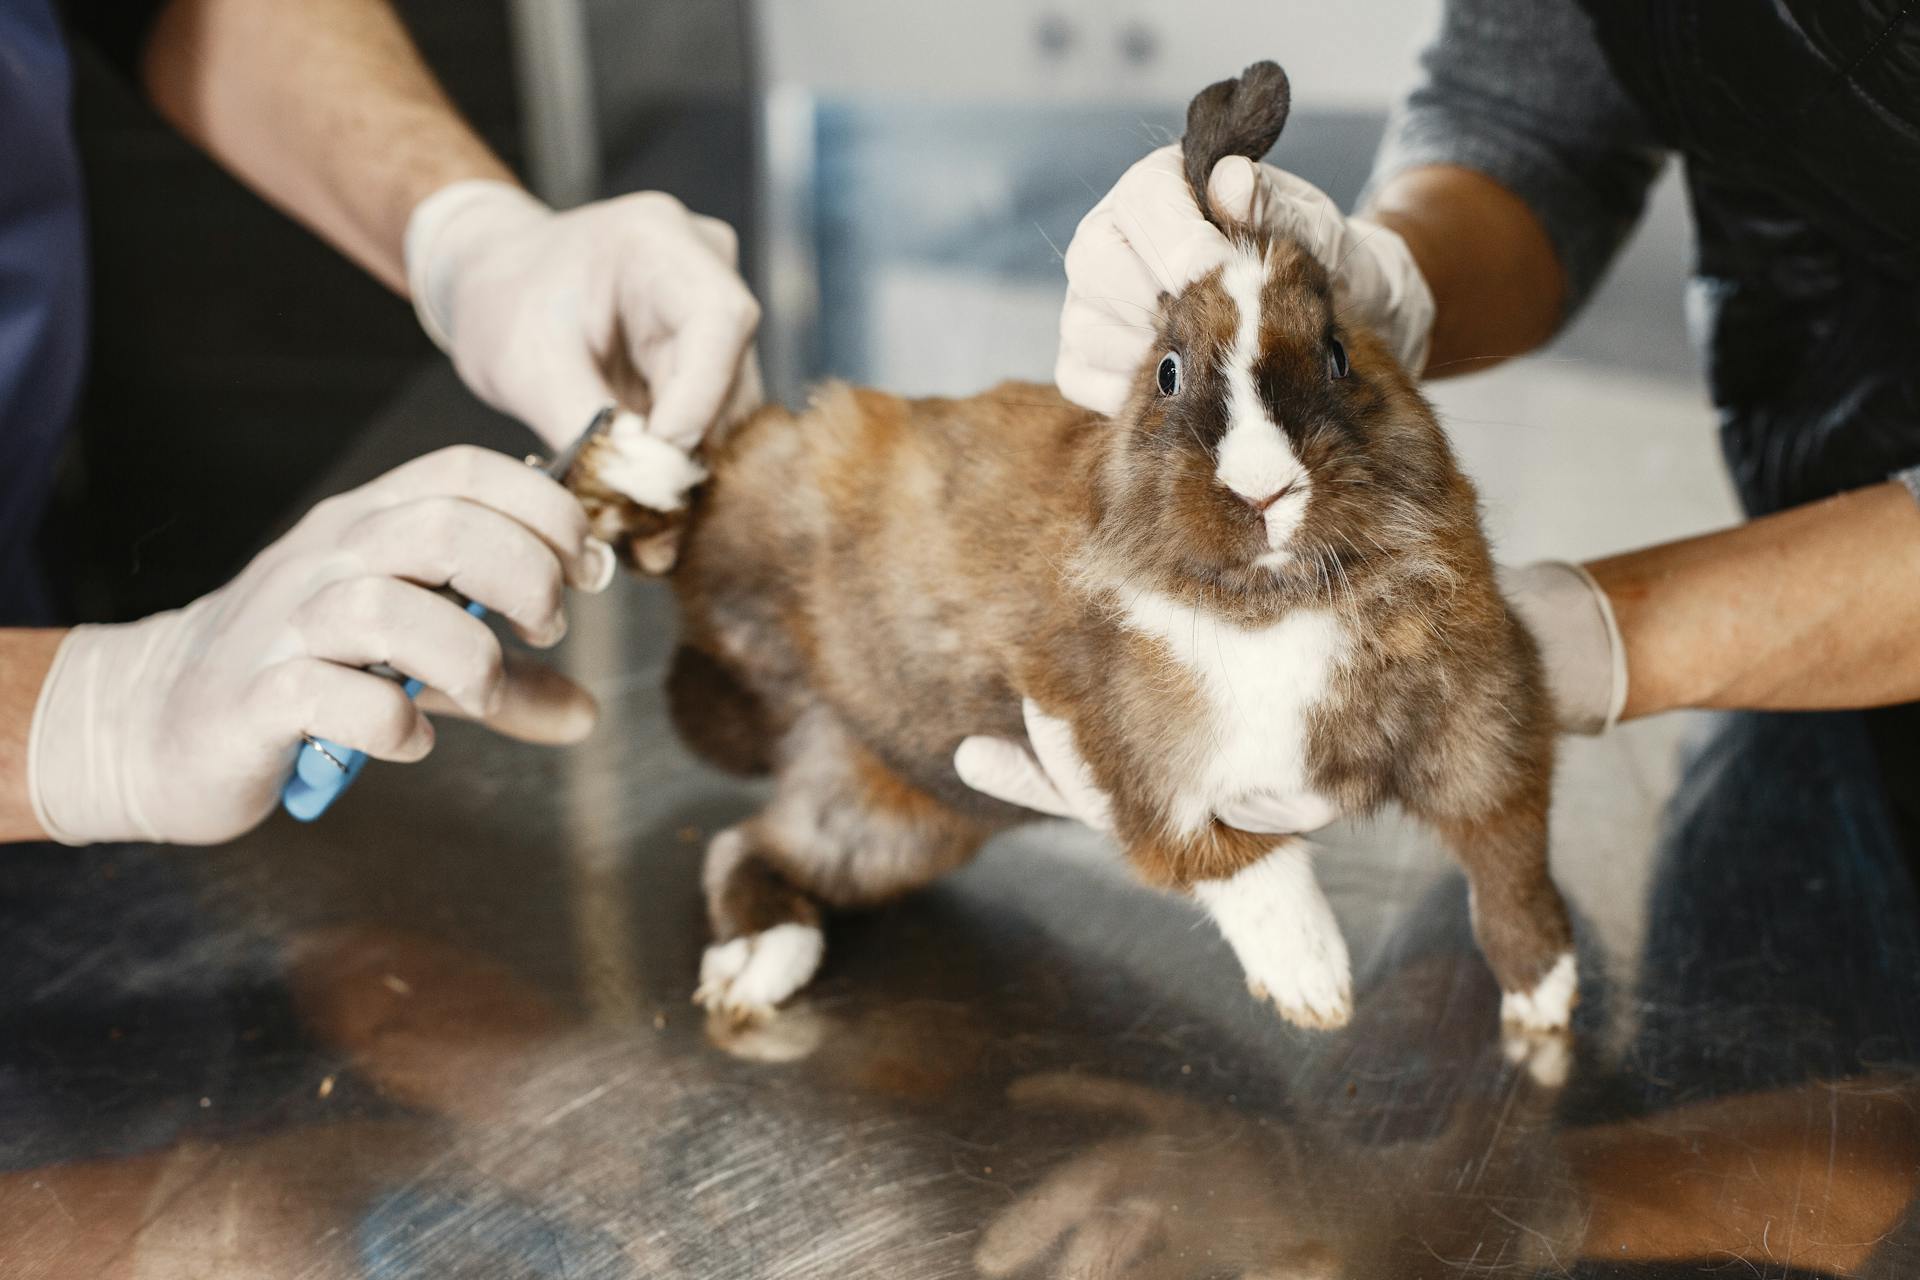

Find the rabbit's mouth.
xmin=1223 ymin=480 xmax=1311 ymax=571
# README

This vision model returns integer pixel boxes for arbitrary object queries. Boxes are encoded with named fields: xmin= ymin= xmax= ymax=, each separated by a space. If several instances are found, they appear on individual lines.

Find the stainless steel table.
xmin=5 ymin=370 xmax=1918 ymax=1279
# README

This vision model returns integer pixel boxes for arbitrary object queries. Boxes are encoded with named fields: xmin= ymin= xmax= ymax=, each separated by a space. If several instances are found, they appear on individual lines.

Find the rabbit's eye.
xmin=1156 ymin=352 xmax=1182 ymax=396
xmin=1327 ymin=338 xmax=1350 ymax=380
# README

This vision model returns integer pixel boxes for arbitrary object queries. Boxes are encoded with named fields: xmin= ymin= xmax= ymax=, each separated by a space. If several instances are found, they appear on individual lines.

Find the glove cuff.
xmin=1565 ymin=560 xmax=1629 ymax=731
xmin=1501 ymin=560 xmax=1629 ymax=736
xmin=1345 ymin=215 xmax=1436 ymax=377
xmin=28 ymin=622 xmax=163 ymax=845
xmin=404 ymin=179 xmax=550 ymax=353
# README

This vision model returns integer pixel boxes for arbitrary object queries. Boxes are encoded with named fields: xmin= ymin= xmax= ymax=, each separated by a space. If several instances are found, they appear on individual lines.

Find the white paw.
xmin=1247 ymin=960 xmax=1353 ymax=1031
xmin=1500 ymin=951 xmax=1578 ymax=1033
xmin=1502 ymin=1026 xmax=1573 ymax=1088
xmin=694 ymin=923 xmax=825 ymax=1018
xmin=1193 ymin=843 xmax=1353 ymax=1031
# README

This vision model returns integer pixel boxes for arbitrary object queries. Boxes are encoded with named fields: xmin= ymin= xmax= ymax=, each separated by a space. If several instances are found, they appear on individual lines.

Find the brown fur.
xmin=576 ymin=64 xmax=1573 ymax=1026
xmin=664 ymin=644 xmax=775 ymax=776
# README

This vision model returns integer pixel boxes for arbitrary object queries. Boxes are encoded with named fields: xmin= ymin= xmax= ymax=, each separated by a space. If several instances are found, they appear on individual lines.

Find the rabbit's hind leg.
xmin=696 ymin=708 xmax=991 ymax=1019
xmin=695 ymin=823 xmax=827 ymax=1017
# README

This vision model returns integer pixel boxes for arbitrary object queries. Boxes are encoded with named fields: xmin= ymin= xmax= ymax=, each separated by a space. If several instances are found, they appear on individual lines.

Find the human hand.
xmin=1058 ymin=145 xmax=1433 ymax=415
xmin=406 ymin=181 xmax=762 ymax=510
xmin=954 ymin=699 xmax=1332 ymax=835
xmin=28 ymin=445 xmax=612 ymax=845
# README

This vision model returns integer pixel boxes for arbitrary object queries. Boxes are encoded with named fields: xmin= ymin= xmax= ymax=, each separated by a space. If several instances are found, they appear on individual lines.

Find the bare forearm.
xmin=0 ymin=631 xmax=66 ymax=843
xmin=1590 ymin=482 xmax=1920 ymax=718
xmin=1364 ymin=164 xmax=1567 ymax=379
xmin=1564 ymin=1078 xmax=1919 ymax=1275
xmin=142 ymin=0 xmax=516 ymax=292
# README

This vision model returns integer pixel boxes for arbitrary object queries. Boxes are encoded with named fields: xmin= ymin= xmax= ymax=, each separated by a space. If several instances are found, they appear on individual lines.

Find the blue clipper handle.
xmin=281 ymin=598 xmax=490 ymax=821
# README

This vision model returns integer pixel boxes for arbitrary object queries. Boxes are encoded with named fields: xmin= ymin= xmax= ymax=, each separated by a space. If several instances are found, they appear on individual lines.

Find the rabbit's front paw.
xmin=1194 ymin=842 xmax=1353 ymax=1031
xmin=1247 ymin=952 xmax=1353 ymax=1031
xmin=694 ymin=923 xmax=825 ymax=1019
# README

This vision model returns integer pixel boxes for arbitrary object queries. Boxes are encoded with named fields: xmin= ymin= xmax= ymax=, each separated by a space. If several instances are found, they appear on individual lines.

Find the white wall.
xmin=756 ymin=0 xmax=1441 ymax=109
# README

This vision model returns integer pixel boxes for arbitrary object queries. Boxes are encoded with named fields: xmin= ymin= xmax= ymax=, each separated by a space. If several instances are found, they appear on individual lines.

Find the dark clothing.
xmin=1629 ymin=709 xmax=1920 ymax=1280
xmin=1371 ymin=0 xmax=1920 ymax=518
xmin=1373 ymin=0 xmax=1920 ymax=884
xmin=0 ymin=0 xmax=89 ymax=624
xmin=1580 ymin=0 xmax=1920 ymax=517
xmin=58 ymin=1 xmax=169 ymax=82
xmin=1369 ymin=0 xmax=1666 ymax=320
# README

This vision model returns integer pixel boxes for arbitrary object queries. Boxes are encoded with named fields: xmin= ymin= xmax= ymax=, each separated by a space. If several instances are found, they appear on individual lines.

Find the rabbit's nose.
xmin=1240 ymin=481 xmax=1298 ymax=513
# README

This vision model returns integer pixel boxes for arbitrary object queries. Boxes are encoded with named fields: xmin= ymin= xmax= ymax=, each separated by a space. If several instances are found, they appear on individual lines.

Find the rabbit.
xmin=572 ymin=61 xmax=1576 ymax=1039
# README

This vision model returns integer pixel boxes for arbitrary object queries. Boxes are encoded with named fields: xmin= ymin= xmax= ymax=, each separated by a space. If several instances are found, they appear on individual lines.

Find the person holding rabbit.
xmin=962 ymin=0 xmax=1920 ymax=882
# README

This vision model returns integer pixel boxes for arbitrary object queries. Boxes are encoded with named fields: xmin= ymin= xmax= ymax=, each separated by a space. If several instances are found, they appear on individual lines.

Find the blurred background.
xmin=45 ymin=0 xmax=1731 ymax=624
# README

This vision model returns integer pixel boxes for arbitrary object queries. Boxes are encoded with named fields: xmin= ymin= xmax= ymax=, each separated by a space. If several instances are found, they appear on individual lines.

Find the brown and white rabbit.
xmin=574 ymin=62 xmax=1576 ymax=1037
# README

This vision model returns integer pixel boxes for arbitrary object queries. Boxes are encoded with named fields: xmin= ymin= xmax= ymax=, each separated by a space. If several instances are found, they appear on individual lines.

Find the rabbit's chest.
xmin=1121 ymin=592 xmax=1348 ymax=837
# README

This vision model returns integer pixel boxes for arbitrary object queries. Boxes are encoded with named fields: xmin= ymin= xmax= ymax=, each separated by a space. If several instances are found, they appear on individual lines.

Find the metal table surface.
xmin=6 ymin=371 xmax=1919 ymax=1279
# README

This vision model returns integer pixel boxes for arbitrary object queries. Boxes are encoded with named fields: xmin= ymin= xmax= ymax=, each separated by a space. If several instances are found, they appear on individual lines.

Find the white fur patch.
xmin=1120 ymin=591 xmax=1346 ymax=838
xmin=1192 ymin=842 xmax=1352 ymax=1029
xmin=1213 ymin=249 xmax=1310 ymax=551
xmin=694 ymin=923 xmax=825 ymax=1016
xmin=587 ymin=410 xmax=708 ymax=511
xmin=1502 ymin=1026 xmax=1573 ymax=1088
xmin=1500 ymin=951 xmax=1578 ymax=1032
xmin=1251 ymin=548 xmax=1294 ymax=571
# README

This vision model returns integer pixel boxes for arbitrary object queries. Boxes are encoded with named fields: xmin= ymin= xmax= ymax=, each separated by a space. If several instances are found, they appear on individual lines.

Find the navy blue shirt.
xmin=0 ymin=0 xmax=87 ymax=625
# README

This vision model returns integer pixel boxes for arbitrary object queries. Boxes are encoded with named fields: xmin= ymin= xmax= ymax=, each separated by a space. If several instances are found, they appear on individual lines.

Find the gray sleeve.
xmin=1896 ymin=465 xmax=1920 ymax=505
xmin=1365 ymin=0 xmax=1668 ymax=320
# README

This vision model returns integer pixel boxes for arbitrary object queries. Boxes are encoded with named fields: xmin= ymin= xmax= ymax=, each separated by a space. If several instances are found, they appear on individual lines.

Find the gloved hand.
xmin=27 ymin=446 xmax=614 ymax=847
xmin=955 ymin=563 xmax=1628 ymax=830
xmin=955 ymin=700 xmax=1322 ymax=835
xmin=405 ymin=180 xmax=762 ymax=506
xmin=1058 ymin=145 xmax=1435 ymax=415
xmin=954 ymin=699 xmax=1118 ymax=833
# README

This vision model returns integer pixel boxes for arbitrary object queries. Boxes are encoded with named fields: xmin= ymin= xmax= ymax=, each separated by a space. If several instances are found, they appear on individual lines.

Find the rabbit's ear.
xmin=1182 ymin=61 xmax=1292 ymax=231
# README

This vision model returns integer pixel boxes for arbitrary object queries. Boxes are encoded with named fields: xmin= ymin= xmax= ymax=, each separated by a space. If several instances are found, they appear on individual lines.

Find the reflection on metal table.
xmin=3 ymin=370 xmax=1918 ymax=1279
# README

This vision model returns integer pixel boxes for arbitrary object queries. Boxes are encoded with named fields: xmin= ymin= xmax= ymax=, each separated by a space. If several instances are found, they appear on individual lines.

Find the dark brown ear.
xmin=1182 ymin=60 xmax=1291 ymax=230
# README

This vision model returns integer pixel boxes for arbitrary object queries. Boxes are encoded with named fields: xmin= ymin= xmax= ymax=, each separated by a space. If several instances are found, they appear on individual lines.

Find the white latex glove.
xmin=954 ymin=699 xmax=1117 ymax=833
xmin=1058 ymin=145 xmax=1435 ymax=415
xmin=956 ymin=565 xmax=1627 ymax=832
xmin=405 ymin=180 xmax=762 ymax=506
xmin=27 ymin=445 xmax=615 ymax=847
xmin=954 ymin=700 xmax=1318 ymax=836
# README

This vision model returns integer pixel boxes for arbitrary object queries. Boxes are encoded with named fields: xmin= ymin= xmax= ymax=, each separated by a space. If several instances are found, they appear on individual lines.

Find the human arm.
xmin=1359 ymin=0 xmax=1668 ymax=376
xmin=140 ymin=0 xmax=509 ymax=292
xmin=0 ymin=631 xmax=67 ymax=842
xmin=1362 ymin=165 xmax=1565 ymax=378
xmin=1591 ymin=479 xmax=1920 ymax=718
xmin=138 ymin=0 xmax=760 ymax=458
